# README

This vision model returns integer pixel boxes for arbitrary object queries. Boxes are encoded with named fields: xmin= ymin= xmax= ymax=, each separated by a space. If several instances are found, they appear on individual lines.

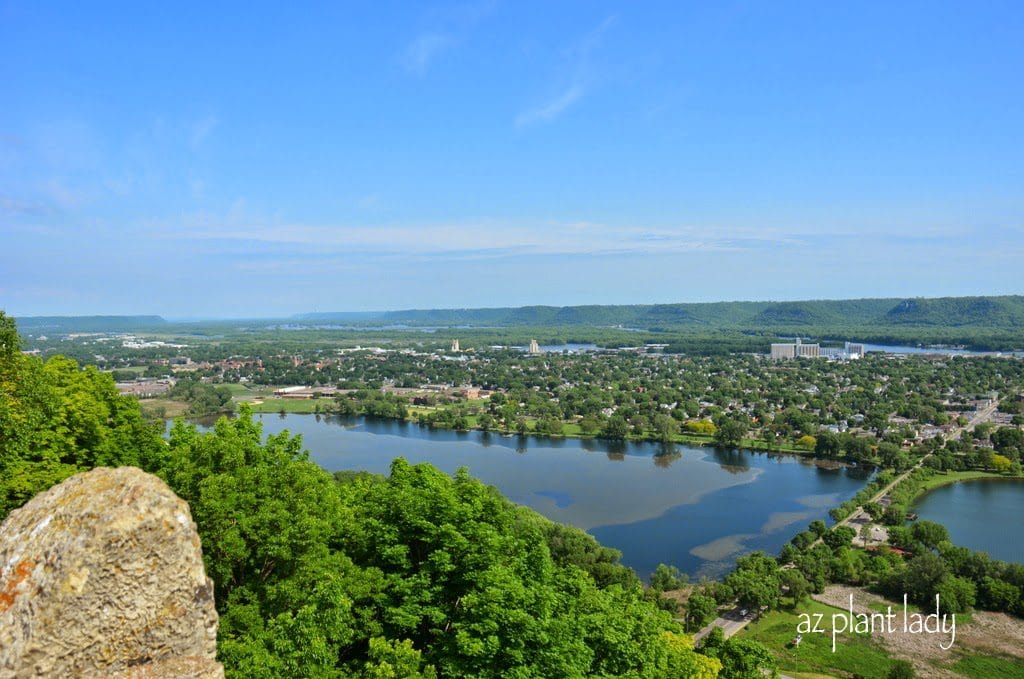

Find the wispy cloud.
xmin=516 ymin=15 xmax=616 ymax=127
xmin=153 ymin=214 xmax=803 ymax=261
xmin=400 ymin=0 xmax=496 ymax=75
xmin=515 ymin=85 xmax=585 ymax=127
xmin=357 ymin=192 xmax=384 ymax=211
xmin=0 ymin=194 xmax=55 ymax=217
xmin=402 ymin=33 xmax=455 ymax=75
xmin=189 ymin=114 xmax=219 ymax=150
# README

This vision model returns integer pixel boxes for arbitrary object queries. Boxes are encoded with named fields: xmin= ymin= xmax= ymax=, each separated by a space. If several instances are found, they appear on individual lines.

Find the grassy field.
xmin=952 ymin=654 xmax=1024 ymax=679
xmin=740 ymin=599 xmax=900 ymax=679
xmin=223 ymin=383 xmax=271 ymax=396
xmin=245 ymin=398 xmax=333 ymax=414
xmin=106 ymin=365 xmax=148 ymax=375
xmin=747 ymin=590 xmax=1024 ymax=679
xmin=913 ymin=469 xmax=1008 ymax=497
xmin=139 ymin=398 xmax=190 ymax=418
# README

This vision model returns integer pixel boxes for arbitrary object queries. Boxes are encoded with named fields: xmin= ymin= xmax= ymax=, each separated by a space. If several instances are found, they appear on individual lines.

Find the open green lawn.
xmin=915 ymin=470 xmax=1008 ymax=495
xmin=246 ymin=398 xmax=332 ymax=414
xmin=139 ymin=398 xmax=190 ymax=418
xmin=951 ymin=653 xmax=1024 ymax=679
xmin=744 ymin=595 xmax=1023 ymax=679
xmin=223 ymin=383 xmax=262 ymax=396
xmin=741 ymin=599 xmax=898 ymax=679
xmin=106 ymin=365 xmax=148 ymax=374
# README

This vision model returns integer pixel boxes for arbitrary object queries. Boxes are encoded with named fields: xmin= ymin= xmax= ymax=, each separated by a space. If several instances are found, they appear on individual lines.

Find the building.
xmin=272 ymin=386 xmax=340 ymax=399
xmin=771 ymin=338 xmax=819 ymax=359
xmin=116 ymin=379 xmax=174 ymax=398
xmin=796 ymin=340 xmax=820 ymax=358
xmin=528 ymin=339 xmax=541 ymax=354
xmin=771 ymin=338 xmax=866 ymax=360
xmin=770 ymin=343 xmax=797 ymax=359
xmin=450 ymin=339 xmax=461 ymax=352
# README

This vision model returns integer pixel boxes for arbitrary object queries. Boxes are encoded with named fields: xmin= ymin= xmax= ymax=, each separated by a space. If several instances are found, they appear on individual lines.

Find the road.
xmin=691 ymin=397 xmax=1001 ymax=645
xmin=829 ymin=396 xmax=999 ymax=536
xmin=691 ymin=606 xmax=754 ymax=643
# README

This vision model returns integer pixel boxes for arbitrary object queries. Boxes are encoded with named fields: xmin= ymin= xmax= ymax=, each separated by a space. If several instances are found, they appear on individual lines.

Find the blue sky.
xmin=2 ymin=1 xmax=1023 ymax=318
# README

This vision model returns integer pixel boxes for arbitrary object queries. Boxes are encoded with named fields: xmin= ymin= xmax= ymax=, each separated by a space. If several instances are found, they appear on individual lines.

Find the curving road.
xmin=692 ymin=397 xmax=1001 ymax=645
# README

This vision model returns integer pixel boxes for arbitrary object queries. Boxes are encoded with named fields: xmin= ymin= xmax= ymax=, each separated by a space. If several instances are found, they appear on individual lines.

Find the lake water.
xmin=911 ymin=480 xmax=1024 ymax=564
xmin=210 ymin=414 xmax=872 ymax=579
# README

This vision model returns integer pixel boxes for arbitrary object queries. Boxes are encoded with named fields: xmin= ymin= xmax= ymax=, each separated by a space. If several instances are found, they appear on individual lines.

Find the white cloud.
xmin=189 ymin=115 xmax=220 ymax=150
xmin=515 ymin=15 xmax=616 ymax=127
xmin=515 ymin=85 xmax=585 ymax=127
xmin=400 ymin=0 xmax=496 ymax=75
xmin=154 ymin=216 xmax=801 ymax=260
xmin=401 ymin=32 xmax=455 ymax=75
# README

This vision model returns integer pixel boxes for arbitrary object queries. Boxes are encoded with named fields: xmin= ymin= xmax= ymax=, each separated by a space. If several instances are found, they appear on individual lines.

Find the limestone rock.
xmin=0 ymin=467 xmax=222 ymax=678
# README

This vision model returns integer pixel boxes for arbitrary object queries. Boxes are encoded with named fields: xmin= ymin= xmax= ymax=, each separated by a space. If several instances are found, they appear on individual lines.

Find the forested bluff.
xmin=0 ymin=311 xmax=752 ymax=677
xmin=5 ymin=308 xmax=1024 ymax=678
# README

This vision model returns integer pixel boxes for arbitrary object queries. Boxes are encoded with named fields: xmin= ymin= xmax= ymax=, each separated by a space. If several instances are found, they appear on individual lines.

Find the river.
xmin=196 ymin=413 xmax=872 ymax=579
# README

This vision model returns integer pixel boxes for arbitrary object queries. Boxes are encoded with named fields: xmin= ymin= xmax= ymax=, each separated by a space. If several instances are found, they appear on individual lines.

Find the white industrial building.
xmin=770 ymin=339 xmax=865 ymax=360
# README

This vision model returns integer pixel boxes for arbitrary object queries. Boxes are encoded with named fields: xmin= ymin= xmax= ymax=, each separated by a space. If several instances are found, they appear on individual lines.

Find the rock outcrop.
xmin=0 ymin=467 xmax=222 ymax=678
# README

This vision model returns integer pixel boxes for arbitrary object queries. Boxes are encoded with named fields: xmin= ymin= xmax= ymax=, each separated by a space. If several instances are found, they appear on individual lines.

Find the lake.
xmin=207 ymin=414 xmax=872 ymax=579
xmin=911 ymin=479 xmax=1024 ymax=564
xmin=199 ymin=413 xmax=872 ymax=577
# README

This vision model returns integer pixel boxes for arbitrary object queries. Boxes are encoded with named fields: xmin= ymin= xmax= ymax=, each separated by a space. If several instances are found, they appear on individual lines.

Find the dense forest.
xmin=17 ymin=294 xmax=1024 ymax=354
xmin=297 ymin=295 xmax=1024 ymax=330
xmin=1 ymin=312 xmax=775 ymax=676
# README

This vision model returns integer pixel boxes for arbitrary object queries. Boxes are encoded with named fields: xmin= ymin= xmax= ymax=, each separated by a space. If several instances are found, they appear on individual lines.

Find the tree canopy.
xmin=1 ymin=312 xmax=763 ymax=677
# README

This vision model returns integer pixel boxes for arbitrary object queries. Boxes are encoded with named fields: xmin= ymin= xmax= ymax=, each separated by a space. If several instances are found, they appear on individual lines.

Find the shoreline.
xmin=230 ymin=397 xmax=825 ymax=456
xmin=196 ymin=404 xmax=864 ymax=468
xmin=909 ymin=470 xmax=1021 ymax=506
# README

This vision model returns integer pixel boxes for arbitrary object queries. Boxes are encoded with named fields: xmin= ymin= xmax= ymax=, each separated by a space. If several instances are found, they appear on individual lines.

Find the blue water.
xmin=200 ymin=414 xmax=872 ymax=579
xmin=912 ymin=479 xmax=1024 ymax=564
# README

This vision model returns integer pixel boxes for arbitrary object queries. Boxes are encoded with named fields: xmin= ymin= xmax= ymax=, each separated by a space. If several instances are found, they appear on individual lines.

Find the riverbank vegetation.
xmin=2 ymin=311 xmax=785 ymax=676
xmin=26 ymin=306 xmax=1024 ymax=475
xmin=7 ymin=310 xmax=1024 ymax=675
xmin=189 ymin=346 xmax=1024 ymax=472
xmin=166 ymin=376 xmax=233 ymax=416
xmin=20 ymin=295 xmax=1024 ymax=353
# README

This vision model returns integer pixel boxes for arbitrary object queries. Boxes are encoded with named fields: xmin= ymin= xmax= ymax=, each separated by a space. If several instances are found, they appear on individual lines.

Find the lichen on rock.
xmin=0 ymin=467 xmax=222 ymax=678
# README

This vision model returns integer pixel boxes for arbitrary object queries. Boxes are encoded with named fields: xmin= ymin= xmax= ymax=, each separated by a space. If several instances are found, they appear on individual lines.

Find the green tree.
xmin=701 ymin=628 xmax=777 ymax=679
xmin=935 ymin=575 xmax=976 ymax=615
xmin=361 ymin=637 xmax=437 ymax=678
xmin=780 ymin=569 xmax=811 ymax=605
xmin=725 ymin=569 xmax=778 ymax=612
xmin=685 ymin=594 xmax=718 ymax=632
xmin=650 ymin=563 xmax=687 ymax=592
xmin=888 ymin=552 xmax=947 ymax=607
xmin=713 ymin=417 xmax=747 ymax=448
xmin=887 ymin=659 xmax=916 ymax=679
xmin=815 ymin=431 xmax=842 ymax=458
xmin=601 ymin=415 xmax=629 ymax=439
xmin=653 ymin=414 xmax=680 ymax=442
xmin=823 ymin=525 xmax=856 ymax=551
xmin=911 ymin=520 xmax=950 ymax=550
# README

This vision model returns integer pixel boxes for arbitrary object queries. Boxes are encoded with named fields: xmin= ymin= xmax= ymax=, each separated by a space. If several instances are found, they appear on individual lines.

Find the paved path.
xmin=691 ymin=606 xmax=755 ymax=643
xmin=692 ymin=398 xmax=1001 ymax=645
xmin=827 ymin=396 xmax=999 ymax=537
